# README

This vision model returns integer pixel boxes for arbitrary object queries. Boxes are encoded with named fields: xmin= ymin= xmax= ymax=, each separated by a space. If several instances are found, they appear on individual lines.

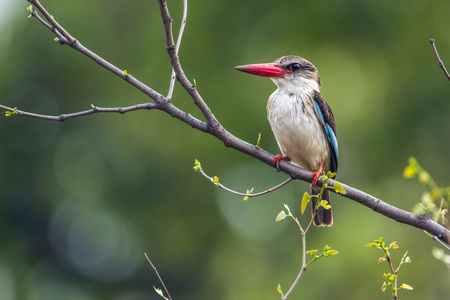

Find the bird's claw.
xmin=311 ymin=162 xmax=325 ymax=186
xmin=311 ymin=170 xmax=321 ymax=186
xmin=274 ymin=154 xmax=290 ymax=172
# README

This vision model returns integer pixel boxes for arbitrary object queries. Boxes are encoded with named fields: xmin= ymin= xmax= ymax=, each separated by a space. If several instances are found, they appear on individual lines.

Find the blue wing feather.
xmin=313 ymin=92 xmax=339 ymax=173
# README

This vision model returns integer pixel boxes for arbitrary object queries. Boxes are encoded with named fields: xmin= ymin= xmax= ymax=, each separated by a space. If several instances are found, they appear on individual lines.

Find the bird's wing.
xmin=313 ymin=91 xmax=338 ymax=173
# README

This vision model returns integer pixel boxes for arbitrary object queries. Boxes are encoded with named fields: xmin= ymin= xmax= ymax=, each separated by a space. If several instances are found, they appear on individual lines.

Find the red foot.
xmin=312 ymin=162 xmax=325 ymax=186
xmin=274 ymin=154 xmax=290 ymax=171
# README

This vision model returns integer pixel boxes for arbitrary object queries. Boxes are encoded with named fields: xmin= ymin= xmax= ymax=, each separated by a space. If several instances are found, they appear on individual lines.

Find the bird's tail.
xmin=311 ymin=185 xmax=333 ymax=227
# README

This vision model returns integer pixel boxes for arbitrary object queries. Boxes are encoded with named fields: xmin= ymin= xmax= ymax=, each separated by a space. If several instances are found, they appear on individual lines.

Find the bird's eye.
xmin=288 ymin=63 xmax=302 ymax=71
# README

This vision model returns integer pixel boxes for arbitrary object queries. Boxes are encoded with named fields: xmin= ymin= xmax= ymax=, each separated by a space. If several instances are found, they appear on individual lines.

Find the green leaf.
xmin=153 ymin=286 xmax=169 ymax=300
xmin=403 ymin=165 xmax=416 ymax=178
xmin=389 ymin=241 xmax=399 ymax=249
xmin=326 ymin=171 xmax=336 ymax=179
xmin=326 ymin=250 xmax=339 ymax=256
xmin=283 ymin=203 xmax=292 ymax=215
xmin=301 ymin=192 xmax=310 ymax=214
xmin=5 ymin=107 xmax=18 ymax=117
xmin=306 ymin=250 xmax=318 ymax=256
xmin=408 ymin=157 xmax=418 ymax=165
xmin=193 ymin=159 xmax=202 ymax=171
xmin=211 ymin=176 xmax=220 ymax=186
xmin=333 ymin=182 xmax=346 ymax=194
xmin=275 ymin=210 xmax=287 ymax=222
xmin=319 ymin=200 xmax=332 ymax=210
xmin=418 ymin=171 xmax=430 ymax=185
xmin=122 ymin=70 xmax=128 ymax=76
xmin=400 ymin=283 xmax=413 ymax=290
xmin=256 ymin=132 xmax=261 ymax=148
xmin=277 ymin=284 xmax=283 ymax=296
xmin=244 ymin=188 xmax=254 ymax=201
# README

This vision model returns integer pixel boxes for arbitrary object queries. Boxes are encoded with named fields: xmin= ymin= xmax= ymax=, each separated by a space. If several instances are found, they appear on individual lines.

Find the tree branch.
xmin=3 ymin=0 xmax=447 ymax=247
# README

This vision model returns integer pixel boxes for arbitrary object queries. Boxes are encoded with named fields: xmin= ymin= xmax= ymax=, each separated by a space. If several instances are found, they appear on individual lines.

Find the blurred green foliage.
xmin=0 ymin=1 xmax=449 ymax=299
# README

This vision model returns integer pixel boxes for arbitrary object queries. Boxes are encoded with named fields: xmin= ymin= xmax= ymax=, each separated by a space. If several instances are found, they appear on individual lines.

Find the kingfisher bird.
xmin=235 ymin=56 xmax=338 ymax=226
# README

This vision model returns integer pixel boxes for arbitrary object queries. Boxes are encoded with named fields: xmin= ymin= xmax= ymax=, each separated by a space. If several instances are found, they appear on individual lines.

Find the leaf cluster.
xmin=366 ymin=237 xmax=412 ymax=298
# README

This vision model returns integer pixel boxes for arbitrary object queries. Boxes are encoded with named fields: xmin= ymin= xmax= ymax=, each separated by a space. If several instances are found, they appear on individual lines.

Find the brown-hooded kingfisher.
xmin=235 ymin=56 xmax=338 ymax=226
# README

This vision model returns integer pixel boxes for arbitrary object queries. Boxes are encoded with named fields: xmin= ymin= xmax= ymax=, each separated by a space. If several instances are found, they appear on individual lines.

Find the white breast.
xmin=267 ymin=88 xmax=330 ymax=172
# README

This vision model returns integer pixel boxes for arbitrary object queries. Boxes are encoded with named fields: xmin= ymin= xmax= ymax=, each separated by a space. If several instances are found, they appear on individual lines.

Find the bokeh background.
xmin=1 ymin=1 xmax=449 ymax=299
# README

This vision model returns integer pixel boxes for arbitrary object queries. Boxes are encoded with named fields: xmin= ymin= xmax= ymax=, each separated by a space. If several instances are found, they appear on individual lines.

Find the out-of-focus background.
xmin=1 ymin=1 xmax=449 ymax=299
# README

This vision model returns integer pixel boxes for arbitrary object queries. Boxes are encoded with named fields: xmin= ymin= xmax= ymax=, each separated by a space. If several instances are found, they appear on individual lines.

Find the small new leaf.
xmin=418 ymin=171 xmax=430 ymax=185
xmin=244 ymin=187 xmax=254 ymax=201
xmin=301 ymin=192 xmax=310 ymax=214
xmin=122 ymin=70 xmax=128 ymax=76
xmin=365 ymin=243 xmax=378 ymax=248
xmin=389 ymin=241 xmax=399 ymax=249
xmin=333 ymin=182 xmax=347 ymax=194
xmin=320 ymin=200 xmax=332 ymax=210
xmin=153 ymin=286 xmax=169 ymax=300
xmin=193 ymin=159 xmax=202 ymax=171
xmin=283 ymin=203 xmax=292 ymax=215
xmin=326 ymin=171 xmax=336 ymax=179
xmin=275 ymin=210 xmax=287 ymax=222
xmin=400 ymin=283 xmax=413 ymax=290
xmin=256 ymin=132 xmax=261 ymax=148
xmin=306 ymin=250 xmax=318 ymax=256
xmin=26 ymin=5 xmax=33 ymax=13
xmin=277 ymin=284 xmax=284 ymax=296
xmin=389 ymin=274 xmax=397 ymax=281
xmin=326 ymin=250 xmax=339 ymax=256
xmin=403 ymin=165 xmax=417 ymax=178
xmin=5 ymin=107 xmax=18 ymax=117
xmin=211 ymin=176 xmax=220 ymax=186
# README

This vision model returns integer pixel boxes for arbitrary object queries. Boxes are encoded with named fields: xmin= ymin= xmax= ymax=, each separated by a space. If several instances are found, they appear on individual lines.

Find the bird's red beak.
xmin=234 ymin=63 xmax=288 ymax=78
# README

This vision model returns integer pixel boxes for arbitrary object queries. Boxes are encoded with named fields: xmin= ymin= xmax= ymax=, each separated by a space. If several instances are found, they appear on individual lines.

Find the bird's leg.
xmin=274 ymin=154 xmax=290 ymax=172
xmin=311 ymin=162 xmax=325 ymax=186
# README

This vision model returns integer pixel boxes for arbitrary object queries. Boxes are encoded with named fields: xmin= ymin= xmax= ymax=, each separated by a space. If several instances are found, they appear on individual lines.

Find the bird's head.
xmin=235 ymin=55 xmax=321 ymax=92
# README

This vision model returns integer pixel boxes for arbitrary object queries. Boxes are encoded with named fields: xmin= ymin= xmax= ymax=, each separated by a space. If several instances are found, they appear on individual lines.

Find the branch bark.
xmin=5 ymin=0 xmax=448 ymax=246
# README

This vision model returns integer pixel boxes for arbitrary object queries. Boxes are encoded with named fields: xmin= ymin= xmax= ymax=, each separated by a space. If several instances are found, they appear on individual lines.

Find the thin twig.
xmin=433 ymin=235 xmax=450 ymax=251
xmin=281 ymin=183 xmax=327 ymax=300
xmin=167 ymin=0 xmax=188 ymax=99
xmin=429 ymin=39 xmax=450 ymax=81
xmin=145 ymin=253 xmax=172 ymax=300
xmin=281 ymin=232 xmax=307 ymax=300
xmin=197 ymin=167 xmax=293 ymax=198
xmin=0 ymin=103 xmax=158 ymax=121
